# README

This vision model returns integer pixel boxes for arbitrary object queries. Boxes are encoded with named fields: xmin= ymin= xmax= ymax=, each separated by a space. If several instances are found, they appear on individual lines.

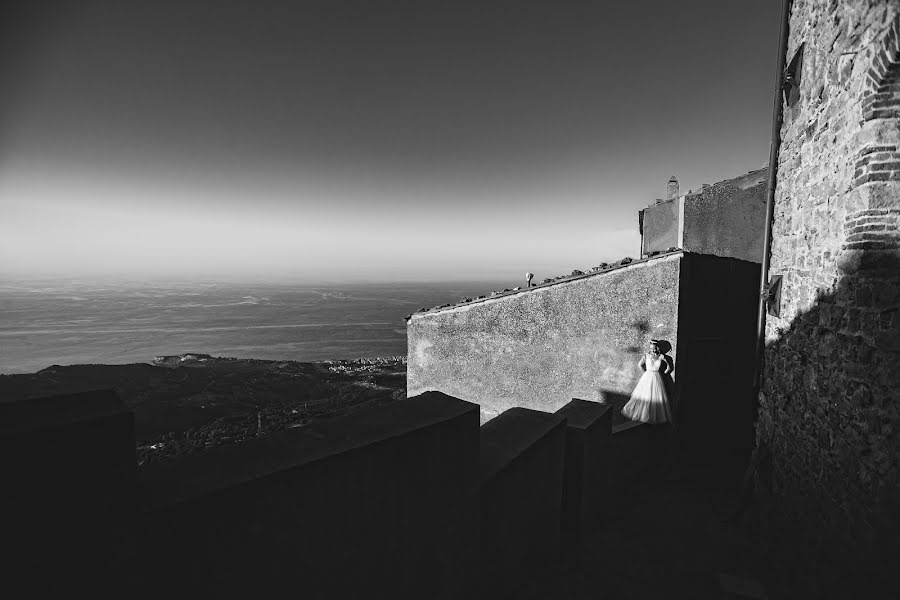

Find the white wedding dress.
xmin=621 ymin=353 xmax=673 ymax=424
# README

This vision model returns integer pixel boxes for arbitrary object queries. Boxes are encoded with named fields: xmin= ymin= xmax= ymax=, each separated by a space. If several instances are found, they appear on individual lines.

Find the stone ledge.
xmin=408 ymin=250 xmax=686 ymax=320
xmin=139 ymin=391 xmax=479 ymax=510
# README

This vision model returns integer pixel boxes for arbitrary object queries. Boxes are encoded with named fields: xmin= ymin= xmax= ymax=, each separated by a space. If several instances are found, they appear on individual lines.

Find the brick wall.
xmin=758 ymin=0 xmax=900 ymax=593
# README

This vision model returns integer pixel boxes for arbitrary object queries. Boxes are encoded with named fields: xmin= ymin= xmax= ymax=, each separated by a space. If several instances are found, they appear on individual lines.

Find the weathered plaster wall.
xmin=681 ymin=168 xmax=768 ymax=263
xmin=640 ymin=199 xmax=679 ymax=255
xmin=758 ymin=1 xmax=900 ymax=593
xmin=407 ymin=255 xmax=681 ymax=422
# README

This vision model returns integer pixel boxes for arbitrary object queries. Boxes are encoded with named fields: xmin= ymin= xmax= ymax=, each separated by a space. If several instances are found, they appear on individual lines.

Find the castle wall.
xmin=0 ymin=390 xmax=137 ymax=594
xmin=640 ymin=199 xmax=679 ymax=255
xmin=407 ymin=254 xmax=682 ymax=422
xmin=681 ymin=168 xmax=768 ymax=263
xmin=639 ymin=169 xmax=767 ymax=262
xmin=758 ymin=1 xmax=900 ymax=593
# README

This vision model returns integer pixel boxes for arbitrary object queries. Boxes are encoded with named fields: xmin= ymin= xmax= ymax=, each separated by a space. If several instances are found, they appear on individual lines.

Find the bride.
xmin=621 ymin=339 xmax=674 ymax=424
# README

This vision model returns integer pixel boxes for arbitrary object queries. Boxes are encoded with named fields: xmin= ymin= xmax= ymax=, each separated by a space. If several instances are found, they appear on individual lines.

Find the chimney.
xmin=666 ymin=176 xmax=679 ymax=201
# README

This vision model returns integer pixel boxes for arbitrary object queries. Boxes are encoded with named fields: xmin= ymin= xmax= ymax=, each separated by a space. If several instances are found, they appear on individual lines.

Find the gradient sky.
xmin=0 ymin=0 xmax=781 ymax=283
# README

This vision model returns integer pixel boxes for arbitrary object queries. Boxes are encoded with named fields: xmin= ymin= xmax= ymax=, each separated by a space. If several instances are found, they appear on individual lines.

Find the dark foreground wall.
xmin=479 ymin=408 xmax=567 ymax=599
xmin=407 ymin=254 xmax=682 ymax=422
xmin=556 ymin=400 xmax=612 ymax=552
xmin=676 ymin=254 xmax=760 ymax=454
xmin=136 ymin=390 xmax=480 ymax=599
xmin=0 ymin=390 xmax=136 ymax=596
xmin=1 ymin=390 xmax=633 ymax=599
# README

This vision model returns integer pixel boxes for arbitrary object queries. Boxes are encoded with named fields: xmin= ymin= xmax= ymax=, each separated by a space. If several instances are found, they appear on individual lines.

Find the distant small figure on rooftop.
xmin=525 ymin=272 xmax=534 ymax=287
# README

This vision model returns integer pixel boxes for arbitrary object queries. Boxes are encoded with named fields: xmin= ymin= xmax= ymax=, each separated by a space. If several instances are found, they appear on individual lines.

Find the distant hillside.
xmin=0 ymin=354 xmax=407 ymax=467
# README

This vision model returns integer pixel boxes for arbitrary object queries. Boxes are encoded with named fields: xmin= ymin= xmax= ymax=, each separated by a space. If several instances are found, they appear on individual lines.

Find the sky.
xmin=0 ymin=0 xmax=781 ymax=283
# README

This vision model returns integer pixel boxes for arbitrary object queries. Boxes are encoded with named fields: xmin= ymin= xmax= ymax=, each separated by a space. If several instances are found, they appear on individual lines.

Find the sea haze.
xmin=0 ymin=279 xmax=505 ymax=374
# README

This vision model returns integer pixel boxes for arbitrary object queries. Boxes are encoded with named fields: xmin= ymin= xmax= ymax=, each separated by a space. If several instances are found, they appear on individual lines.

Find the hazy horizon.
xmin=0 ymin=278 xmax=521 ymax=374
xmin=0 ymin=274 xmax=519 ymax=288
xmin=1 ymin=1 xmax=780 ymax=283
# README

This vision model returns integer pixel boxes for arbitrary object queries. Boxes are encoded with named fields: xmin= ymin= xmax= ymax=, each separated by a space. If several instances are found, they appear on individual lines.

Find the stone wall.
xmin=639 ymin=169 xmax=767 ymax=262
xmin=681 ymin=168 xmax=768 ymax=263
xmin=407 ymin=254 xmax=682 ymax=422
xmin=2 ymin=389 xmax=625 ymax=599
xmin=640 ymin=199 xmax=679 ymax=255
xmin=478 ymin=408 xmax=567 ymax=597
xmin=758 ymin=0 xmax=900 ymax=594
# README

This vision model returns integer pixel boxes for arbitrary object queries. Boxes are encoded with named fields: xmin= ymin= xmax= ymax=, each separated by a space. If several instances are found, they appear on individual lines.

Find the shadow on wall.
xmin=652 ymin=340 xmax=677 ymax=417
xmin=755 ymin=248 xmax=900 ymax=597
xmin=624 ymin=318 xmax=652 ymax=354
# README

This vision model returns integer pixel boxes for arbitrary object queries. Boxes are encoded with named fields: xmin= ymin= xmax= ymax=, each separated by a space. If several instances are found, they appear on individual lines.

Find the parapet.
xmin=406 ymin=248 xmax=684 ymax=320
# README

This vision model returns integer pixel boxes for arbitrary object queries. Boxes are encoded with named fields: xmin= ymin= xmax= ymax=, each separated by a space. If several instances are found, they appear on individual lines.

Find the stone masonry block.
xmin=555 ymin=399 xmax=612 ymax=554
xmin=0 ymin=390 xmax=137 ymax=596
xmin=479 ymin=407 xmax=567 ymax=599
